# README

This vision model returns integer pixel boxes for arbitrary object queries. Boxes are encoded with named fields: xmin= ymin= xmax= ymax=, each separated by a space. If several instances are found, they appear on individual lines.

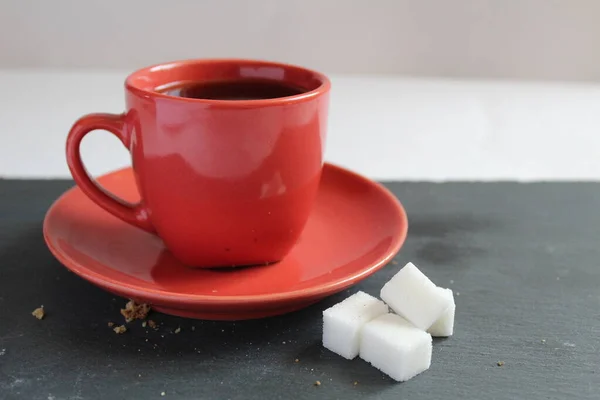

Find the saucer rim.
xmin=43 ymin=163 xmax=408 ymax=306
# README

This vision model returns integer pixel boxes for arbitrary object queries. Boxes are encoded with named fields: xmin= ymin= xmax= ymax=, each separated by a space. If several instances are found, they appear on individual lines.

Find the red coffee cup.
xmin=66 ymin=59 xmax=330 ymax=268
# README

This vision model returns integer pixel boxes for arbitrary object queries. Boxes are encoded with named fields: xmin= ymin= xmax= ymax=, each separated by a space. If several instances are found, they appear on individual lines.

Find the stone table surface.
xmin=0 ymin=180 xmax=598 ymax=400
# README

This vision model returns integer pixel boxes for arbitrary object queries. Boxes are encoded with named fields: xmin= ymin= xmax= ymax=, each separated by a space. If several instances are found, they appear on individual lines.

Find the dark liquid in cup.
xmin=157 ymin=79 xmax=306 ymax=100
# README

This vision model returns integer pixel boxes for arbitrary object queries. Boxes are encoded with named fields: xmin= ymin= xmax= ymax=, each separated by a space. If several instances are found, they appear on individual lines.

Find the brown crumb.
xmin=174 ymin=327 xmax=181 ymax=334
xmin=391 ymin=260 xmax=398 ymax=265
xmin=107 ymin=322 xmax=114 ymax=327
xmin=314 ymin=381 xmax=321 ymax=387
xmin=497 ymin=361 xmax=504 ymax=366
xmin=141 ymin=321 xmax=147 ymax=328
xmin=120 ymin=300 xmax=151 ymax=322
xmin=294 ymin=358 xmax=299 ymax=363
xmin=147 ymin=320 xmax=157 ymax=329
xmin=113 ymin=325 xmax=127 ymax=334
xmin=32 ymin=307 xmax=45 ymax=320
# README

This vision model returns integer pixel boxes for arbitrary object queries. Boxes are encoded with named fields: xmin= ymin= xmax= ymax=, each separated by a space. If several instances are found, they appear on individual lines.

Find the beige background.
xmin=2 ymin=0 xmax=600 ymax=81
xmin=2 ymin=0 xmax=600 ymax=180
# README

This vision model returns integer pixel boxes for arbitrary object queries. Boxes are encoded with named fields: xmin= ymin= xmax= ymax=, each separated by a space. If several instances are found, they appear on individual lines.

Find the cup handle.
xmin=66 ymin=113 xmax=155 ymax=233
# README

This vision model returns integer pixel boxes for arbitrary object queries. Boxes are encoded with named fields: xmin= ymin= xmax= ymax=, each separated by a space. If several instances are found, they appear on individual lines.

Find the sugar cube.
xmin=380 ymin=262 xmax=450 ymax=330
xmin=427 ymin=288 xmax=455 ymax=337
xmin=360 ymin=313 xmax=432 ymax=381
xmin=322 ymin=291 xmax=389 ymax=359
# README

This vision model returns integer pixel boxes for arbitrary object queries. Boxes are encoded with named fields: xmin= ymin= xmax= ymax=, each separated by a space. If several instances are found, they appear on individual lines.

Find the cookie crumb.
xmin=294 ymin=358 xmax=299 ymax=363
xmin=147 ymin=320 xmax=157 ymax=329
xmin=174 ymin=327 xmax=181 ymax=334
xmin=391 ymin=260 xmax=398 ymax=265
xmin=141 ymin=321 xmax=147 ymax=328
xmin=120 ymin=300 xmax=151 ymax=322
xmin=314 ymin=381 xmax=321 ymax=387
xmin=113 ymin=325 xmax=127 ymax=334
xmin=497 ymin=361 xmax=504 ymax=367
xmin=353 ymin=381 xmax=358 ymax=386
xmin=108 ymin=322 xmax=114 ymax=327
xmin=32 ymin=307 xmax=45 ymax=320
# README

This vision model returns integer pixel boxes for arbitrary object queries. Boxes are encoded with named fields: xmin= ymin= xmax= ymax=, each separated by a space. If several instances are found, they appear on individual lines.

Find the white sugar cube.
xmin=380 ymin=262 xmax=450 ymax=330
xmin=427 ymin=288 xmax=455 ymax=337
xmin=322 ymin=291 xmax=389 ymax=359
xmin=360 ymin=313 xmax=432 ymax=381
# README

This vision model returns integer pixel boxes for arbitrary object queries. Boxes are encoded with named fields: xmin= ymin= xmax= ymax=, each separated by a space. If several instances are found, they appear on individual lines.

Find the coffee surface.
xmin=157 ymin=79 xmax=305 ymax=100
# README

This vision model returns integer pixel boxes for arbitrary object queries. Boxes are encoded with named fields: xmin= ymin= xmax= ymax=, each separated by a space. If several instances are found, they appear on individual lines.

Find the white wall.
xmin=2 ymin=0 xmax=600 ymax=81
xmin=2 ymin=0 xmax=600 ymax=180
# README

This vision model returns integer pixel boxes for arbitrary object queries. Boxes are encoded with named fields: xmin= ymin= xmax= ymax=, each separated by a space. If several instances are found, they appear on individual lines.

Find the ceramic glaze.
xmin=44 ymin=164 xmax=408 ymax=320
xmin=66 ymin=59 xmax=330 ymax=267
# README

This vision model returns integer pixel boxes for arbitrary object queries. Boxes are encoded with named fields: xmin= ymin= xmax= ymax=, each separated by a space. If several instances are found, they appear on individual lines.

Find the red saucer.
xmin=43 ymin=163 xmax=408 ymax=320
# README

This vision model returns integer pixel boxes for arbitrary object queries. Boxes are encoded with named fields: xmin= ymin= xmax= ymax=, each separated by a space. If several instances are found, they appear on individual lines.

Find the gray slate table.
xmin=0 ymin=180 xmax=598 ymax=400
